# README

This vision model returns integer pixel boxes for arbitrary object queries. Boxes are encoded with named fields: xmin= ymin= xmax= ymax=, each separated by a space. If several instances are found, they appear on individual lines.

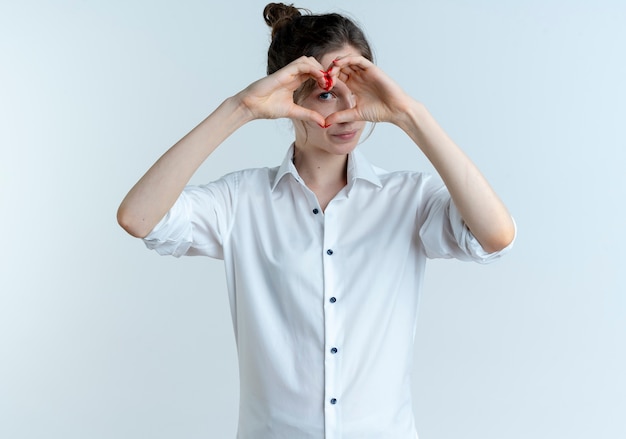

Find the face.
xmin=293 ymin=45 xmax=366 ymax=158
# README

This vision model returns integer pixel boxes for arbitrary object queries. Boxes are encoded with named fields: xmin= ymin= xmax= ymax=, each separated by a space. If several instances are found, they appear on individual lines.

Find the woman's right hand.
xmin=235 ymin=56 xmax=330 ymax=127
xmin=118 ymin=57 xmax=332 ymax=239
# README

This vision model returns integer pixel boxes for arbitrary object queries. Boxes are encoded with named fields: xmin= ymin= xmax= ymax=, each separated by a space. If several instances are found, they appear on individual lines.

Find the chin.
xmin=326 ymin=141 xmax=359 ymax=156
xmin=327 ymin=132 xmax=362 ymax=152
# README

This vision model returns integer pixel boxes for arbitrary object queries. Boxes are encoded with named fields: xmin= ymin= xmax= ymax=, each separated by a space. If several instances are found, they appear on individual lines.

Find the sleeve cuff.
xmin=449 ymin=202 xmax=517 ymax=264
xmin=142 ymin=197 xmax=193 ymax=258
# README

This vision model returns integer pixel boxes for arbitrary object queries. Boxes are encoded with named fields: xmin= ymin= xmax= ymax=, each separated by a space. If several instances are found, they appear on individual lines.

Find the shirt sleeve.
xmin=418 ymin=184 xmax=516 ymax=264
xmin=142 ymin=173 xmax=238 ymax=259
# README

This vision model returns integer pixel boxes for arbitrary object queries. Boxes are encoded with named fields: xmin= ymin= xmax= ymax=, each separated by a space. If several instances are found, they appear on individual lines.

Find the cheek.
xmin=313 ymin=98 xmax=342 ymax=117
xmin=318 ymin=106 xmax=337 ymax=118
xmin=303 ymin=120 xmax=326 ymax=135
xmin=295 ymin=120 xmax=325 ymax=138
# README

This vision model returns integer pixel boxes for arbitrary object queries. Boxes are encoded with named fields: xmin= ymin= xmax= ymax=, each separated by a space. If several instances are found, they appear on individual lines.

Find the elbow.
xmin=117 ymin=205 xmax=151 ymax=239
xmin=483 ymin=235 xmax=514 ymax=254
xmin=482 ymin=221 xmax=516 ymax=254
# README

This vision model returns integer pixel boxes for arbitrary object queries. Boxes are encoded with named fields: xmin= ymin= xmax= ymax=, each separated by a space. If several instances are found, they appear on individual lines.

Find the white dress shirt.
xmin=143 ymin=145 xmax=514 ymax=439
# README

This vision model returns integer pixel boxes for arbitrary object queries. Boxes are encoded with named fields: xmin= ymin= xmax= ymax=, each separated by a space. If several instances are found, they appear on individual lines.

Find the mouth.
xmin=330 ymin=129 xmax=359 ymax=141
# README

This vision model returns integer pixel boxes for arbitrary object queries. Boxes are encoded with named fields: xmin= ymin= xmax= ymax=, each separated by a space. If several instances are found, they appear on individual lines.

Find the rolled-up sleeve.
xmin=142 ymin=174 xmax=238 ymax=259
xmin=419 ymin=185 xmax=515 ymax=264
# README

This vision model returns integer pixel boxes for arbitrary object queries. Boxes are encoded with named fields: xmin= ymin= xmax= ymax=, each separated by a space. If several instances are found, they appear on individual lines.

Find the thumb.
xmin=289 ymin=104 xmax=326 ymax=127
xmin=324 ymin=108 xmax=361 ymax=126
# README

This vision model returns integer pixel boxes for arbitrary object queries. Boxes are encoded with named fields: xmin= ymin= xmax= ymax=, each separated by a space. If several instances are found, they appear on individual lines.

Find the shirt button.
xmin=330 ymin=398 xmax=337 ymax=405
xmin=326 ymin=249 xmax=333 ymax=255
xmin=330 ymin=347 xmax=338 ymax=354
xmin=329 ymin=297 xmax=337 ymax=303
xmin=312 ymin=208 xmax=319 ymax=214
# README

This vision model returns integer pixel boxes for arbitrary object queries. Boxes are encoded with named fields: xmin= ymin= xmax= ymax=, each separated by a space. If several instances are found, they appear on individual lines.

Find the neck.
xmin=292 ymin=148 xmax=349 ymax=211
xmin=292 ymin=148 xmax=348 ymax=188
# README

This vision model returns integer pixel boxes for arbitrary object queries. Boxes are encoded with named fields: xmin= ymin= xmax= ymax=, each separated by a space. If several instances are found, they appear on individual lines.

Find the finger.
xmin=332 ymin=64 xmax=367 ymax=87
xmin=335 ymin=56 xmax=374 ymax=84
xmin=319 ymin=70 xmax=333 ymax=91
xmin=336 ymin=69 xmax=351 ymax=85
xmin=331 ymin=55 xmax=374 ymax=71
xmin=322 ymin=64 xmax=343 ymax=90
xmin=288 ymin=104 xmax=326 ymax=127
xmin=272 ymin=56 xmax=328 ymax=92
xmin=321 ymin=57 xmax=353 ymax=90
xmin=324 ymin=108 xmax=362 ymax=126
xmin=291 ymin=56 xmax=331 ymax=90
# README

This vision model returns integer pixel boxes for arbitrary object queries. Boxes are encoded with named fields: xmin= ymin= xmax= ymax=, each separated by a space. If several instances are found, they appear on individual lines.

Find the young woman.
xmin=118 ymin=3 xmax=516 ymax=438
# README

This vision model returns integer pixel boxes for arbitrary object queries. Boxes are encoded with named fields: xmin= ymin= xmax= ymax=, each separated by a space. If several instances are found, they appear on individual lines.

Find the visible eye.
xmin=318 ymin=92 xmax=335 ymax=101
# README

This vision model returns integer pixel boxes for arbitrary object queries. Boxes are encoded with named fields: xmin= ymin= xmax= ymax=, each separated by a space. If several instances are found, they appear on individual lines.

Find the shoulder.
xmin=374 ymin=166 xmax=441 ymax=191
xmin=352 ymin=149 xmax=440 ymax=191
xmin=191 ymin=166 xmax=279 ymax=200
xmin=206 ymin=166 xmax=277 ymax=187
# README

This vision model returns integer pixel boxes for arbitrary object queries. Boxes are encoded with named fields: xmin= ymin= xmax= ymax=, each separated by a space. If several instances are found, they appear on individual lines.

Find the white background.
xmin=1 ymin=0 xmax=624 ymax=438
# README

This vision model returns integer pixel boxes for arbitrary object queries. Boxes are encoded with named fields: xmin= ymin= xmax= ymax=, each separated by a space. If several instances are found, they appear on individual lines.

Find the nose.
xmin=339 ymin=92 xmax=356 ymax=110
xmin=332 ymin=80 xmax=356 ymax=111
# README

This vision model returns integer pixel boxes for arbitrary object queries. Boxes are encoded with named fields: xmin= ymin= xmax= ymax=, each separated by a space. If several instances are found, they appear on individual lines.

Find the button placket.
xmin=322 ymin=208 xmax=341 ymax=436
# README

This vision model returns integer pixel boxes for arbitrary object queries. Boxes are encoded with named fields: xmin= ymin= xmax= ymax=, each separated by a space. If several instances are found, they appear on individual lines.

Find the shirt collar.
xmin=271 ymin=143 xmax=383 ymax=192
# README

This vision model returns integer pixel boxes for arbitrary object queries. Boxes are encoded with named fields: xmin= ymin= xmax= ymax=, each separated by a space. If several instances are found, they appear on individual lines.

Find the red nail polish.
xmin=320 ymin=70 xmax=331 ymax=89
xmin=320 ymin=70 xmax=332 ymax=91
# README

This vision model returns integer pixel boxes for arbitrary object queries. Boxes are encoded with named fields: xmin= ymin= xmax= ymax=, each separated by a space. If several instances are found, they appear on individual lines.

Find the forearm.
xmin=117 ymin=96 xmax=253 ymax=238
xmin=397 ymin=101 xmax=515 ymax=253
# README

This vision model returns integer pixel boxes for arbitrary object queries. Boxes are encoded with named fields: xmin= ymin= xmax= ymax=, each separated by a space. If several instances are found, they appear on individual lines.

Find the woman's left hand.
xmin=323 ymin=56 xmax=415 ymax=127
xmin=325 ymin=58 xmax=515 ymax=254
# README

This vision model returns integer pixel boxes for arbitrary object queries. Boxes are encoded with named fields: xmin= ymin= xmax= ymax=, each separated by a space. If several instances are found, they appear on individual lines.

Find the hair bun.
xmin=263 ymin=3 xmax=304 ymax=37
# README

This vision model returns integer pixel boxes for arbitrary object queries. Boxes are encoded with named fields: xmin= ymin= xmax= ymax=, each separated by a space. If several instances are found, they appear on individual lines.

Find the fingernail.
xmin=323 ymin=72 xmax=332 ymax=91
xmin=317 ymin=123 xmax=332 ymax=129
